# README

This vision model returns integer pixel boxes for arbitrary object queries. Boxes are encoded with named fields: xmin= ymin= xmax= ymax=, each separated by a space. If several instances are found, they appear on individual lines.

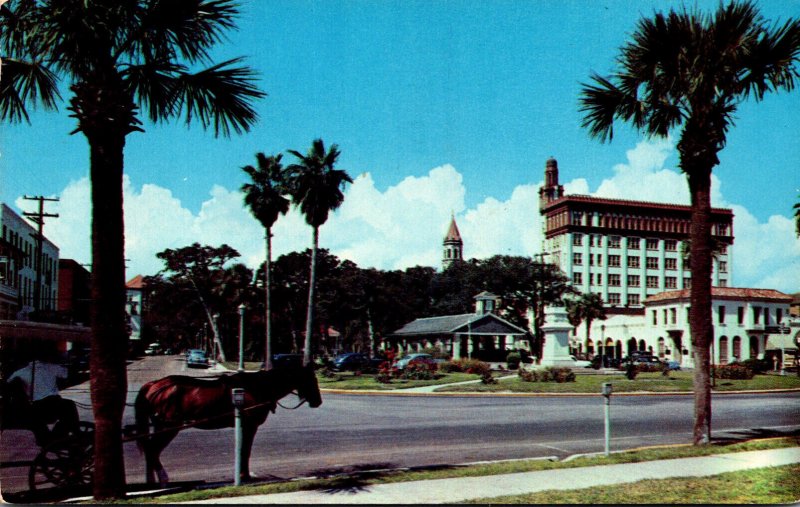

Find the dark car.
xmin=273 ymin=354 xmax=304 ymax=368
xmin=332 ymin=353 xmax=371 ymax=371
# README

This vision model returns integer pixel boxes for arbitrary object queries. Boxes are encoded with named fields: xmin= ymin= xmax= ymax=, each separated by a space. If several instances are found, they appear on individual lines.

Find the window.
xmin=777 ymin=308 xmax=783 ymax=324
xmin=652 ymin=310 xmax=658 ymax=325
xmin=718 ymin=279 xmax=727 ymax=287
xmin=646 ymin=257 xmax=659 ymax=269
xmin=594 ymin=274 xmax=602 ymax=286
xmin=684 ymin=277 xmax=691 ymax=288
xmin=608 ymin=255 xmax=621 ymax=267
xmin=718 ymin=261 xmax=727 ymax=273
xmin=573 ymin=253 xmax=582 ymax=266
xmin=753 ymin=306 xmax=761 ymax=325
xmin=628 ymin=237 xmax=640 ymax=249
xmin=737 ymin=307 xmax=744 ymax=325
xmin=718 ymin=305 xmax=725 ymax=324
xmin=628 ymin=294 xmax=640 ymax=306
xmin=665 ymin=276 xmax=677 ymax=289
xmin=719 ymin=337 xmax=728 ymax=364
xmin=670 ymin=308 xmax=677 ymax=324
xmin=627 ymin=275 xmax=640 ymax=287
xmin=628 ymin=256 xmax=640 ymax=268
xmin=686 ymin=307 xmax=691 ymax=323
xmin=764 ymin=307 xmax=771 ymax=325
xmin=608 ymin=274 xmax=621 ymax=287
xmin=665 ymin=258 xmax=677 ymax=270
xmin=646 ymin=238 xmax=659 ymax=250
xmin=596 ymin=255 xmax=602 ymax=267
xmin=573 ymin=272 xmax=583 ymax=285
xmin=571 ymin=211 xmax=584 ymax=225
xmin=732 ymin=337 xmax=741 ymax=361
xmin=609 ymin=236 xmax=621 ymax=248
xmin=573 ymin=234 xmax=583 ymax=246
xmin=608 ymin=293 xmax=621 ymax=305
xmin=665 ymin=240 xmax=677 ymax=251
xmin=646 ymin=276 xmax=659 ymax=288
xmin=717 ymin=223 xmax=729 ymax=236
xmin=657 ymin=338 xmax=666 ymax=358
xmin=718 ymin=245 xmax=727 ymax=254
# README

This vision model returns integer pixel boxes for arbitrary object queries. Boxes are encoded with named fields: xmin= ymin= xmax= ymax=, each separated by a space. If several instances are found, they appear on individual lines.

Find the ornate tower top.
xmin=539 ymin=156 xmax=564 ymax=210
xmin=443 ymin=214 xmax=463 ymax=269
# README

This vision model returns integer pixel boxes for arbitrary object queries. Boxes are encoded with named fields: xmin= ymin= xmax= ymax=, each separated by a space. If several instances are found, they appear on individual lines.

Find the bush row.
xmin=518 ymin=366 xmax=576 ymax=383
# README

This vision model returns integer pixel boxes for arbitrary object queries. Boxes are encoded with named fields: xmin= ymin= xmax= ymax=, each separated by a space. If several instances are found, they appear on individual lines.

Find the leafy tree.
xmin=285 ymin=139 xmax=353 ymax=366
xmin=565 ymin=293 xmax=607 ymax=354
xmin=241 ymin=153 xmax=290 ymax=369
xmin=156 ymin=243 xmax=249 ymax=362
xmin=579 ymin=1 xmax=800 ymax=444
xmin=0 ymin=1 xmax=264 ymax=497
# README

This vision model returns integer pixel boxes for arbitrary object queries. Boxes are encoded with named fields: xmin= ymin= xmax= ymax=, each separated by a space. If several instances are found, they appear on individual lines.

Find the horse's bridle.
xmin=276 ymin=390 xmax=307 ymax=410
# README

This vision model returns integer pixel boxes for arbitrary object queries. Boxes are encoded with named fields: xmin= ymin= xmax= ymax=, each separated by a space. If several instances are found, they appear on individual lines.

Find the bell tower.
xmin=442 ymin=214 xmax=463 ymax=269
xmin=538 ymin=157 xmax=564 ymax=210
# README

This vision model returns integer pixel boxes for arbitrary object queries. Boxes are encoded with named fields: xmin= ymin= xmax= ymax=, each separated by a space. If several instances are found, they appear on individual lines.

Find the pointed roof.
xmin=391 ymin=312 xmax=527 ymax=337
xmin=444 ymin=215 xmax=462 ymax=243
xmin=126 ymin=274 xmax=145 ymax=290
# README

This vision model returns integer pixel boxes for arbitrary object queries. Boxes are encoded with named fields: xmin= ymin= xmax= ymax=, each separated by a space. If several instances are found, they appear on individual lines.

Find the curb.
xmin=319 ymin=387 xmax=800 ymax=397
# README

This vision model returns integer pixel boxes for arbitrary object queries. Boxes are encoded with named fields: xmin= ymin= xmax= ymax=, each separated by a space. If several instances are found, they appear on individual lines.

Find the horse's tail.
xmin=134 ymin=383 xmax=152 ymax=454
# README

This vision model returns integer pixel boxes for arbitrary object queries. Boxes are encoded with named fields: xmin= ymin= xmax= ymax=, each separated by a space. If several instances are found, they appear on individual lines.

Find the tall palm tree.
xmin=286 ymin=139 xmax=352 ymax=366
xmin=579 ymin=1 xmax=800 ymax=445
xmin=0 ymin=1 xmax=264 ymax=498
xmin=566 ymin=293 xmax=607 ymax=355
xmin=241 ymin=153 xmax=290 ymax=370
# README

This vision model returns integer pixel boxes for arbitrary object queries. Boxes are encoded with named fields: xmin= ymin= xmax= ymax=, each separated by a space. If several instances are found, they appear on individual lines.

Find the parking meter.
xmin=601 ymin=383 xmax=612 ymax=456
xmin=602 ymin=383 xmax=612 ymax=398
xmin=231 ymin=388 xmax=245 ymax=485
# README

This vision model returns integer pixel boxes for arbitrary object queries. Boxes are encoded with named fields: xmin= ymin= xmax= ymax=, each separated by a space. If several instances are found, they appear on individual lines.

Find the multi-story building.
xmin=538 ymin=158 xmax=734 ymax=308
xmin=0 ymin=203 xmax=59 ymax=319
xmin=58 ymin=259 xmax=91 ymax=326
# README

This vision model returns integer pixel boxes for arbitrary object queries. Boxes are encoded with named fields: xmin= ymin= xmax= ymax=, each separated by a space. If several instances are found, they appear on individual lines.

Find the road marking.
xmin=537 ymin=443 xmax=570 ymax=453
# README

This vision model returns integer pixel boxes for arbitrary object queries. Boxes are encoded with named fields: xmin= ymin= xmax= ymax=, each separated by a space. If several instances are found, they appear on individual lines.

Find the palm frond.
xmin=171 ymin=57 xmax=266 ymax=137
xmin=122 ymin=60 xmax=183 ymax=123
xmin=578 ymin=74 xmax=627 ymax=142
xmin=0 ymin=57 xmax=60 ymax=123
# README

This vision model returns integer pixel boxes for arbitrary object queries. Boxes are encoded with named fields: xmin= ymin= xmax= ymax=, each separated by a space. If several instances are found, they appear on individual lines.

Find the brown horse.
xmin=134 ymin=363 xmax=321 ymax=485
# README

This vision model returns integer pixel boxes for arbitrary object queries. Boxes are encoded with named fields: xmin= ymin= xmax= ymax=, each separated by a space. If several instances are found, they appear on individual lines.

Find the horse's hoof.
xmin=157 ymin=469 xmax=169 ymax=487
xmin=241 ymin=474 xmax=260 ymax=483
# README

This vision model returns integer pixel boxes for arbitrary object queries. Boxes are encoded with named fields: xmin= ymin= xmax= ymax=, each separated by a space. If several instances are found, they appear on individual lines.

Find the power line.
xmin=22 ymin=195 xmax=59 ymax=312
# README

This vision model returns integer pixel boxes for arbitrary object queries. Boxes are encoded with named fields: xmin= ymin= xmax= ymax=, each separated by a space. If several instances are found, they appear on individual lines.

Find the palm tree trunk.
xmin=688 ymin=167 xmax=714 ymax=445
xmin=88 ymin=132 xmax=128 ymax=499
xmin=264 ymin=229 xmax=273 ymax=370
xmin=303 ymin=227 xmax=319 ymax=366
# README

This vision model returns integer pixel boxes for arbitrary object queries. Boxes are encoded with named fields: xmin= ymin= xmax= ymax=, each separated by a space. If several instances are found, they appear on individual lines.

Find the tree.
xmin=0 ymin=1 xmax=264 ymax=497
xmin=579 ymin=1 xmax=800 ymax=444
xmin=241 ymin=153 xmax=290 ymax=370
xmin=566 ymin=293 xmax=607 ymax=354
xmin=285 ymin=139 xmax=353 ymax=366
xmin=794 ymin=195 xmax=800 ymax=237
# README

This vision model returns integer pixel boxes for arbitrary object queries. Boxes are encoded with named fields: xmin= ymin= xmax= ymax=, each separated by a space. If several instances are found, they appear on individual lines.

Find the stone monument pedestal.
xmin=539 ymin=305 xmax=575 ymax=367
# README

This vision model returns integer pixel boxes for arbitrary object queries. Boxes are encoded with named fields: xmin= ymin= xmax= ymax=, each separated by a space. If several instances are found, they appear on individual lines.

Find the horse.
xmin=134 ymin=363 xmax=321 ymax=485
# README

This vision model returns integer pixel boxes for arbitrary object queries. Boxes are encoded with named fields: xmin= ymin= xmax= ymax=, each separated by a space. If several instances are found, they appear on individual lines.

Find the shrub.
xmin=461 ymin=359 xmax=492 ymax=377
xmin=439 ymin=360 xmax=464 ymax=373
xmin=420 ymin=346 xmax=451 ymax=360
xmin=712 ymin=363 xmax=754 ymax=380
xmin=517 ymin=367 xmax=575 ymax=383
xmin=741 ymin=358 xmax=771 ymax=374
xmin=480 ymin=370 xmax=497 ymax=384
xmin=518 ymin=368 xmax=536 ymax=382
xmin=546 ymin=367 xmax=576 ymax=383
xmin=624 ymin=361 xmax=638 ymax=380
xmin=401 ymin=361 xmax=437 ymax=380
xmin=506 ymin=352 xmax=522 ymax=370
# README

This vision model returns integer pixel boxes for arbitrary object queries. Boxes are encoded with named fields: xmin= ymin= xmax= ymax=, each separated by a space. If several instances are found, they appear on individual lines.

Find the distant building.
xmin=0 ymin=203 xmax=59 ymax=319
xmin=442 ymin=215 xmax=463 ymax=269
xmin=58 ymin=259 xmax=91 ymax=326
xmin=538 ymin=158 xmax=735 ymax=309
xmin=126 ymin=274 xmax=145 ymax=342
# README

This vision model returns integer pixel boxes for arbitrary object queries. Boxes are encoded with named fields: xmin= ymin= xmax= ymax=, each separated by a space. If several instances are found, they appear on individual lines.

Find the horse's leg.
xmin=239 ymin=422 xmax=260 ymax=481
xmin=146 ymin=427 xmax=178 ymax=486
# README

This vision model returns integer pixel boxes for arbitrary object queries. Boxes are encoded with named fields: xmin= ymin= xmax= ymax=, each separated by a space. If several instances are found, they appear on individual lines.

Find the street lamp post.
xmin=212 ymin=313 xmax=219 ymax=368
xmin=238 ymin=303 xmax=246 ymax=373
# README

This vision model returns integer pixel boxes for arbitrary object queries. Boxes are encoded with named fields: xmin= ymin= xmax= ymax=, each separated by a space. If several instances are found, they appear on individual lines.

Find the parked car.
xmin=273 ymin=354 xmax=304 ymax=368
xmin=144 ymin=343 xmax=162 ymax=356
xmin=333 ymin=353 xmax=371 ymax=371
xmin=664 ymin=360 xmax=681 ymax=371
xmin=570 ymin=356 xmax=592 ymax=368
xmin=394 ymin=353 xmax=434 ymax=370
xmin=186 ymin=348 xmax=209 ymax=368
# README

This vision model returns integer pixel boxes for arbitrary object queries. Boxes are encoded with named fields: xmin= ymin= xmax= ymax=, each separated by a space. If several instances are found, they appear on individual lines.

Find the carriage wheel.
xmin=28 ymin=422 xmax=95 ymax=493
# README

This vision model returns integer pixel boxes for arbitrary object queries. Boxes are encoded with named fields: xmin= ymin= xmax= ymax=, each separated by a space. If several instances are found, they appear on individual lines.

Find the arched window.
xmin=732 ymin=336 xmax=741 ymax=362
xmin=657 ymin=338 xmax=666 ymax=358
xmin=749 ymin=336 xmax=759 ymax=359
xmin=627 ymin=338 xmax=637 ymax=356
xmin=719 ymin=336 xmax=729 ymax=364
xmin=639 ymin=339 xmax=646 ymax=351
xmin=587 ymin=339 xmax=594 ymax=356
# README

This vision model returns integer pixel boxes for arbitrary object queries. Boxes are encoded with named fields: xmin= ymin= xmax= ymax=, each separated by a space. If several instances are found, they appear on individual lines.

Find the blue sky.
xmin=2 ymin=0 xmax=799 ymax=290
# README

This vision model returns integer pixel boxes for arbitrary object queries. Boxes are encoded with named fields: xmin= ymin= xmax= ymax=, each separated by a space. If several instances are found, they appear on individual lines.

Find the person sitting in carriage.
xmin=7 ymin=345 xmax=80 ymax=446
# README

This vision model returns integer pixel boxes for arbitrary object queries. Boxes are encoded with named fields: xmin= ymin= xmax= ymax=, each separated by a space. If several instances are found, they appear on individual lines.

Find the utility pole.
xmin=22 ymin=196 xmax=59 ymax=312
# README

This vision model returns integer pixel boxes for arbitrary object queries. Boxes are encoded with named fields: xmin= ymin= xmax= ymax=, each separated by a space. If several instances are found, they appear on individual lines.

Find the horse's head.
xmin=296 ymin=363 xmax=322 ymax=408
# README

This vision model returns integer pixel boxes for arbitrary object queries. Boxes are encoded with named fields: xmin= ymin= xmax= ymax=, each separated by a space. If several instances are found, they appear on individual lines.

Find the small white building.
xmin=577 ymin=287 xmax=795 ymax=368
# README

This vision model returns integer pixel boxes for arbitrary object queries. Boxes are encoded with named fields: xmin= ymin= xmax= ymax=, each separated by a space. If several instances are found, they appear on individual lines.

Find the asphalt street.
xmin=1 ymin=355 xmax=798 ymax=495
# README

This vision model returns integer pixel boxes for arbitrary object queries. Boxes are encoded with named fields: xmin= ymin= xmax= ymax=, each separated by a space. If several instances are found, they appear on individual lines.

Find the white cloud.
xmin=37 ymin=139 xmax=800 ymax=294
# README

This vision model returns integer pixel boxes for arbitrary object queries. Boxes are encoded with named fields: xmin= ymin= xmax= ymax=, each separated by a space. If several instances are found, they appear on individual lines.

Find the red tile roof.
xmin=126 ymin=274 xmax=145 ymax=289
xmin=645 ymin=287 xmax=791 ymax=304
xmin=445 ymin=216 xmax=462 ymax=242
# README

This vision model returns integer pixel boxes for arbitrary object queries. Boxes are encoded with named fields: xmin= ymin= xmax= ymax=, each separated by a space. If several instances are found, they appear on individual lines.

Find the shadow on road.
xmin=305 ymin=462 xmax=458 ymax=495
xmin=712 ymin=426 xmax=800 ymax=445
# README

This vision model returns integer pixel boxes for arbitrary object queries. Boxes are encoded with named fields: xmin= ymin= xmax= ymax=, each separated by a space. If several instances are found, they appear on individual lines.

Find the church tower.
xmin=442 ymin=215 xmax=463 ymax=269
xmin=538 ymin=157 xmax=564 ymax=210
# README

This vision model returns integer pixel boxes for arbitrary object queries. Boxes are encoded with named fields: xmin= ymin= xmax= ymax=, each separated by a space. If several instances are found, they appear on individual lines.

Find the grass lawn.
xmin=439 ymin=371 xmax=800 ymax=394
xmin=114 ymin=437 xmax=799 ymax=504
xmin=317 ymin=371 xmax=480 ymax=390
xmin=464 ymin=463 xmax=800 ymax=504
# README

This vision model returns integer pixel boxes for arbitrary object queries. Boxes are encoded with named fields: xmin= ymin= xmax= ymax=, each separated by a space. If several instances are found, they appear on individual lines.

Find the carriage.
xmin=1 ymin=362 xmax=322 ymax=497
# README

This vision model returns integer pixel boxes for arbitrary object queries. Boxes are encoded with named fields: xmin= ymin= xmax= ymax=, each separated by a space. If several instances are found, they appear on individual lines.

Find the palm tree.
xmin=241 ymin=153 xmax=290 ymax=370
xmin=579 ymin=1 xmax=800 ymax=445
xmin=285 ymin=139 xmax=352 ymax=366
xmin=566 ymin=293 xmax=607 ymax=355
xmin=0 ymin=1 xmax=264 ymax=498
xmin=794 ymin=195 xmax=800 ymax=237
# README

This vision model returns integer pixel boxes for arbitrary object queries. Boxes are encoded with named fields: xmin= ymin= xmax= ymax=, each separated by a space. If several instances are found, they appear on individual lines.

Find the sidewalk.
xmin=185 ymin=447 xmax=800 ymax=504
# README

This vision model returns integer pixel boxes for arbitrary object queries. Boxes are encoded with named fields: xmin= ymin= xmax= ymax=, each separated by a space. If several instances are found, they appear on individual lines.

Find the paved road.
xmin=2 ymin=356 xmax=798 ymax=494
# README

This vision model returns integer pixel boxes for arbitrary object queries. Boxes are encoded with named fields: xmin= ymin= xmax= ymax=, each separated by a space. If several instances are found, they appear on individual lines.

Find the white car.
xmin=570 ymin=356 xmax=592 ymax=368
